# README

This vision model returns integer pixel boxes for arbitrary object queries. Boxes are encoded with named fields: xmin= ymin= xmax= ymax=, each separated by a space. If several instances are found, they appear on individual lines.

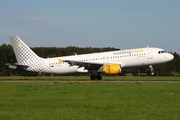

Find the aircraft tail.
xmin=9 ymin=36 xmax=41 ymax=66
xmin=9 ymin=36 xmax=51 ymax=73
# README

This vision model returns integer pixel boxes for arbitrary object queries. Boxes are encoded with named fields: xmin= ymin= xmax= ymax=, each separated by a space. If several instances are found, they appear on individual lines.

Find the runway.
xmin=1 ymin=80 xmax=180 ymax=83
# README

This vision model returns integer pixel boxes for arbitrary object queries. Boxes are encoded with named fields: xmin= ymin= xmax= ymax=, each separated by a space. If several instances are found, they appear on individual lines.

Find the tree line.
xmin=0 ymin=43 xmax=180 ymax=76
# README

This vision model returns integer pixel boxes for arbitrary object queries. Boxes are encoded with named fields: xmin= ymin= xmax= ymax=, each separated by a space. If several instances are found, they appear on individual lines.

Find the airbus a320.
xmin=6 ymin=36 xmax=174 ymax=80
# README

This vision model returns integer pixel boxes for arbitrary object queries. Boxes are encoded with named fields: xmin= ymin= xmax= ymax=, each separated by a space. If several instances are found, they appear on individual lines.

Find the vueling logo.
xmin=19 ymin=43 xmax=23 ymax=48
xmin=58 ymin=58 xmax=63 ymax=63
xmin=132 ymin=49 xmax=143 ymax=53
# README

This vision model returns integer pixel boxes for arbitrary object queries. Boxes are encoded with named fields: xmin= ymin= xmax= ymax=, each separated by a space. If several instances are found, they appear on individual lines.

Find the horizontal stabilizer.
xmin=6 ymin=63 xmax=29 ymax=70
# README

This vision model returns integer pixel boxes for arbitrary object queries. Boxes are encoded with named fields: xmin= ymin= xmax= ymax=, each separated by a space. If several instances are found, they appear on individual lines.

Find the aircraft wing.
xmin=63 ymin=60 xmax=126 ymax=71
xmin=63 ymin=60 xmax=103 ymax=71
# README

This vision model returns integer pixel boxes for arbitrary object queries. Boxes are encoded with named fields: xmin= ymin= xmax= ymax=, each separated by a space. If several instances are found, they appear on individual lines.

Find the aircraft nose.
xmin=168 ymin=53 xmax=174 ymax=61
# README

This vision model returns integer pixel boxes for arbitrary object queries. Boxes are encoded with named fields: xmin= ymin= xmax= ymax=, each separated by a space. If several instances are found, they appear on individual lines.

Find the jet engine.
xmin=104 ymin=64 xmax=122 ymax=74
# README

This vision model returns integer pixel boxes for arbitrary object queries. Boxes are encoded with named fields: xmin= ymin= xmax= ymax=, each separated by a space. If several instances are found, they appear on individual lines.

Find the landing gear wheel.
xmin=96 ymin=75 xmax=102 ymax=80
xmin=90 ymin=75 xmax=96 ymax=80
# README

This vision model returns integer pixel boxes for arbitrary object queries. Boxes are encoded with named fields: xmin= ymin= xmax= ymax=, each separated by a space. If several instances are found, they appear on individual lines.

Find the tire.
xmin=96 ymin=75 xmax=102 ymax=80
xmin=90 ymin=75 xmax=96 ymax=80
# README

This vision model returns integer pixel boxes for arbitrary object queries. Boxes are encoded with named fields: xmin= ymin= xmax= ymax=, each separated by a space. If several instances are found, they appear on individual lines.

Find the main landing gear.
xmin=90 ymin=74 xmax=102 ymax=80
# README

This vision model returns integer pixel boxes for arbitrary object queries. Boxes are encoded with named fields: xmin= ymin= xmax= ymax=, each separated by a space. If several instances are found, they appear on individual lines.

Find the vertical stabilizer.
xmin=10 ymin=36 xmax=40 ymax=65
xmin=9 ymin=36 xmax=51 ymax=73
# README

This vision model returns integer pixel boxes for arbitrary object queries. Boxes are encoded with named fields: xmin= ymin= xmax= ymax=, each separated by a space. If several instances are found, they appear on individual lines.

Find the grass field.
xmin=0 ymin=81 xmax=180 ymax=120
xmin=0 ymin=76 xmax=180 ymax=81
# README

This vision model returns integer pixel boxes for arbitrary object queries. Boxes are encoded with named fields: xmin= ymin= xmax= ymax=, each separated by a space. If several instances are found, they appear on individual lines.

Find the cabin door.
xmin=147 ymin=48 xmax=153 ymax=59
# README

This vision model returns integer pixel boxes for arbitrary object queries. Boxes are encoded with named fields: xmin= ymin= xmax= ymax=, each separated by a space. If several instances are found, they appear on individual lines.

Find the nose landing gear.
xmin=149 ymin=65 xmax=154 ymax=75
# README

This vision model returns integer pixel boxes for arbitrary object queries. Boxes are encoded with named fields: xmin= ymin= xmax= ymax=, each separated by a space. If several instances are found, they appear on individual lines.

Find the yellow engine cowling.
xmin=104 ymin=64 xmax=122 ymax=74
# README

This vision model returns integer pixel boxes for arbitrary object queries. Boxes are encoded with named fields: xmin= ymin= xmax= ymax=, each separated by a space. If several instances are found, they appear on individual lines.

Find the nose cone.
xmin=168 ymin=53 xmax=174 ymax=61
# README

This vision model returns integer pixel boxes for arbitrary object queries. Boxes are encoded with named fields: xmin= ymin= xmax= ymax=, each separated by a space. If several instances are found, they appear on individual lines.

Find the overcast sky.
xmin=0 ymin=0 xmax=180 ymax=53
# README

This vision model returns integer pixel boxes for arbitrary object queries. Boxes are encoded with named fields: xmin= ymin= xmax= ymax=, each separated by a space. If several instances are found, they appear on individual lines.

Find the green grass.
xmin=0 ymin=82 xmax=180 ymax=120
xmin=0 ymin=76 xmax=180 ymax=81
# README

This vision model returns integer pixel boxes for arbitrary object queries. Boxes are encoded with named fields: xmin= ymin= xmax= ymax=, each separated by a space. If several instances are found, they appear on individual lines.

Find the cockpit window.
xmin=158 ymin=51 xmax=166 ymax=54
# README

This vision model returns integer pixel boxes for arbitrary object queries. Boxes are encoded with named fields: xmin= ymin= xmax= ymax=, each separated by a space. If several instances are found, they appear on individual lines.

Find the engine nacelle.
xmin=104 ymin=64 xmax=121 ymax=74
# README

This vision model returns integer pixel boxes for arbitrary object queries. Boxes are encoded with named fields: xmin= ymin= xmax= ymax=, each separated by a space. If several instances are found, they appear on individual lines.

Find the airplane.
xmin=6 ymin=36 xmax=174 ymax=80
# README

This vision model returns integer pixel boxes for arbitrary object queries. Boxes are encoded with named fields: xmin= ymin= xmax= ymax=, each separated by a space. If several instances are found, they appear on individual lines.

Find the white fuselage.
xmin=36 ymin=47 xmax=174 ymax=74
xmin=8 ymin=36 xmax=174 ymax=80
